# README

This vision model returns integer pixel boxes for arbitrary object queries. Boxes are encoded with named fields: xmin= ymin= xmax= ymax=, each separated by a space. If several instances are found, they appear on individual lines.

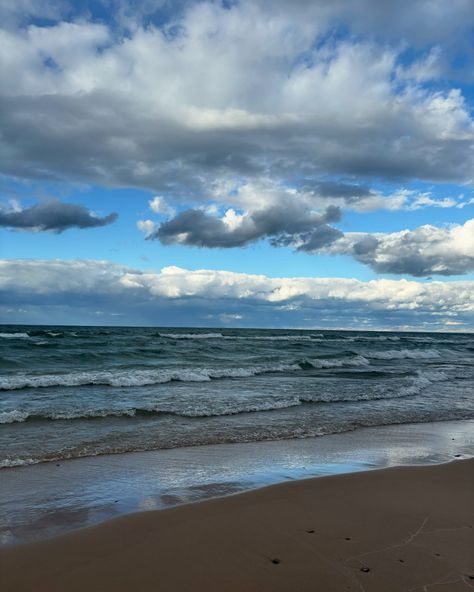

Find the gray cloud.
xmin=0 ymin=200 xmax=118 ymax=232
xmin=0 ymin=1 xmax=473 ymax=200
xmin=328 ymin=218 xmax=474 ymax=277
xmin=153 ymin=205 xmax=342 ymax=250
xmin=149 ymin=200 xmax=474 ymax=277
xmin=311 ymin=182 xmax=373 ymax=200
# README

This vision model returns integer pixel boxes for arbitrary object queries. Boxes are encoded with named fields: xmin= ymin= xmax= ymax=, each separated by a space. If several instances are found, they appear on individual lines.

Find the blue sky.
xmin=1 ymin=0 xmax=474 ymax=329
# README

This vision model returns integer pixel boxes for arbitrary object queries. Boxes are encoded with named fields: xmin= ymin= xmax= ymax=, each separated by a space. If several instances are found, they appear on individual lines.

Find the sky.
xmin=1 ymin=0 xmax=474 ymax=330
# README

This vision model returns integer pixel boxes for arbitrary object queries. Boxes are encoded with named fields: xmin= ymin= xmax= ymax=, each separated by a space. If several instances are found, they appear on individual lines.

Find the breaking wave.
xmin=301 ymin=355 xmax=370 ymax=369
xmin=0 ymin=363 xmax=302 ymax=391
xmin=365 ymin=349 xmax=441 ymax=360
xmin=0 ymin=354 xmax=386 ymax=391
xmin=0 ymin=369 xmax=449 ymax=425
xmin=158 ymin=332 xmax=225 ymax=339
xmin=0 ymin=332 xmax=30 ymax=339
xmin=159 ymin=332 xmax=322 ymax=341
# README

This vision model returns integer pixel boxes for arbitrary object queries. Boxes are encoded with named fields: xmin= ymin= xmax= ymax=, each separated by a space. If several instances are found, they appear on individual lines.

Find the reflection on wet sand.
xmin=1 ymin=420 xmax=473 ymax=545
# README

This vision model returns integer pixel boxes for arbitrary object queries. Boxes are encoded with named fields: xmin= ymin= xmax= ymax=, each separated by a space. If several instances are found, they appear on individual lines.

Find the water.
xmin=1 ymin=325 xmax=473 ymax=468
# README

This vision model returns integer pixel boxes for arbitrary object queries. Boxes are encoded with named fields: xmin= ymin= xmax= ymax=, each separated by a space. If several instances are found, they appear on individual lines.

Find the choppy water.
xmin=1 ymin=325 xmax=473 ymax=468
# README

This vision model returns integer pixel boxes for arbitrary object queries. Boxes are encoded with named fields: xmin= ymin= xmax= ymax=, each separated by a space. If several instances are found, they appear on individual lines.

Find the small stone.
xmin=306 ymin=529 xmax=315 ymax=534
xmin=345 ymin=537 xmax=351 ymax=541
xmin=360 ymin=567 xmax=370 ymax=573
xmin=271 ymin=559 xmax=281 ymax=565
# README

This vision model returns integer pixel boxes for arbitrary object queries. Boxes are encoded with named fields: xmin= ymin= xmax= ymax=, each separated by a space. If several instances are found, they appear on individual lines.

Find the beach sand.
xmin=1 ymin=459 xmax=473 ymax=591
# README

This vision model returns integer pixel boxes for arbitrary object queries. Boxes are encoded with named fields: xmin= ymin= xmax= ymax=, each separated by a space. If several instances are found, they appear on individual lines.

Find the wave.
xmin=1 ymin=369 xmax=450 ymax=425
xmin=159 ymin=332 xmax=224 ymax=339
xmin=0 ymin=332 xmax=31 ymax=339
xmin=159 ymin=332 xmax=323 ymax=341
xmin=5 ymin=409 xmax=474 ymax=470
xmin=0 ymin=397 xmax=304 ymax=424
xmin=365 ymin=349 xmax=441 ymax=360
xmin=0 ymin=410 xmax=30 ymax=424
xmin=301 ymin=355 xmax=369 ymax=369
xmin=234 ymin=335 xmax=316 ymax=341
xmin=29 ymin=330 xmax=63 ymax=338
xmin=0 ymin=330 xmax=67 ymax=339
xmin=0 ymin=354 xmax=381 ymax=391
xmin=0 ymin=458 xmax=36 ymax=469
xmin=353 ymin=335 xmax=401 ymax=342
xmin=0 ymin=362 xmax=302 ymax=391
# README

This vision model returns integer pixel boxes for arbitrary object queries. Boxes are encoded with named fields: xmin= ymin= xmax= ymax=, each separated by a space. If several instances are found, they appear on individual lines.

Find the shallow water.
xmin=1 ymin=420 xmax=473 ymax=545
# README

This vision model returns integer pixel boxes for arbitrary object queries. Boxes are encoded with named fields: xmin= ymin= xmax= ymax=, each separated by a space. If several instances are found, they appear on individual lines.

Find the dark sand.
xmin=1 ymin=459 xmax=473 ymax=591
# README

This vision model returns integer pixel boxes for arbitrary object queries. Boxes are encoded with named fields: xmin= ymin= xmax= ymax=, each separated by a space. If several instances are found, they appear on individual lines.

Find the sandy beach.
xmin=1 ymin=458 xmax=473 ymax=592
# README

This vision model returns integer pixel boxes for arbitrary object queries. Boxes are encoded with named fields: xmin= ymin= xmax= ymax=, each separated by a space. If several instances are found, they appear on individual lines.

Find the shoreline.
xmin=1 ymin=419 xmax=473 ymax=546
xmin=1 ymin=459 xmax=473 ymax=591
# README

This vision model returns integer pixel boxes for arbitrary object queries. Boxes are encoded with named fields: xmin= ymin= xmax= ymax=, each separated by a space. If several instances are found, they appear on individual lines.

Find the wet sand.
xmin=2 ymin=420 xmax=473 ymax=545
xmin=1 ymin=459 xmax=473 ymax=592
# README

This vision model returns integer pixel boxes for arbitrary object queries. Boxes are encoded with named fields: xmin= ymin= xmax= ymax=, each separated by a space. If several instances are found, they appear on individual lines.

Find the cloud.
xmin=0 ymin=259 xmax=472 ymax=329
xmin=0 ymin=200 xmax=118 ymax=232
xmin=206 ymin=179 xmax=465 ymax=214
xmin=149 ymin=189 xmax=474 ymax=277
xmin=0 ymin=0 xmax=65 ymax=28
xmin=149 ymin=196 xmax=175 ymax=217
xmin=329 ymin=218 xmax=474 ymax=276
xmin=152 ymin=204 xmax=342 ymax=250
xmin=1 ymin=1 xmax=473 ymax=200
xmin=137 ymin=219 xmax=157 ymax=237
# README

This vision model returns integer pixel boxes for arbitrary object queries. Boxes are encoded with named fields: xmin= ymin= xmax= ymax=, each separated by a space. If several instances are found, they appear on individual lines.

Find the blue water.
xmin=1 ymin=325 xmax=473 ymax=467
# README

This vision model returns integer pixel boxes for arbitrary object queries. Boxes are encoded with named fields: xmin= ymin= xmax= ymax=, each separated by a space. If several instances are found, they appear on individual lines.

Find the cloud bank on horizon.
xmin=1 ymin=259 xmax=473 ymax=331
xmin=1 ymin=0 xmax=473 ymax=328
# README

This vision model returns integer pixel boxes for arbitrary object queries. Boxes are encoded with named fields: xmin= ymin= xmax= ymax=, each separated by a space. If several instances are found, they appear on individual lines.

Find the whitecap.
xmin=366 ymin=349 xmax=441 ymax=360
xmin=0 ymin=332 xmax=30 ymax=339
xmin=0 ymin=410 xmax=29 ymax=424
xmin=159 ymin=332 xmax=224 ymax=339
xmin=0 ymin=362 xmax=303 ymax=391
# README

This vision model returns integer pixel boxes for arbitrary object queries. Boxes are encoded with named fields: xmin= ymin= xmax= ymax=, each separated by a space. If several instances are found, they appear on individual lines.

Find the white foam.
xmin=0 ymin=408 xmax=141 ymax=424
xmin=209 ymin=363 xmax=301 ymax=379
xmin=0 ymin=332 xmax=30 ymax=339
xmin=49 ymin=408 xmax=138 ymax=421
xmin=356 ymin=336 xmax=401 ymax=342
xmin=179 ymin=397 xmax=302 ymax=417
xmin=0 ymin=410 xmax=29 ymax=424
xmin=159 ymin=332 xmax=318 ymax=341
xmin=389 ymin=369 xmax=449 ymax=398
xmin=235 ymin=335 xmax=313 ymax=341
xmin=0 ymin=457 xmax=36 ymax=468
xmin=0 ymin=363 xmax=302 ymax=391
xmin=0 ymin=395 xmax=305 ymax=424
xmin=366 ymin=349 xmax=441 ymax=360
xmin=159 ymin=332 xmax=224 ymax=339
